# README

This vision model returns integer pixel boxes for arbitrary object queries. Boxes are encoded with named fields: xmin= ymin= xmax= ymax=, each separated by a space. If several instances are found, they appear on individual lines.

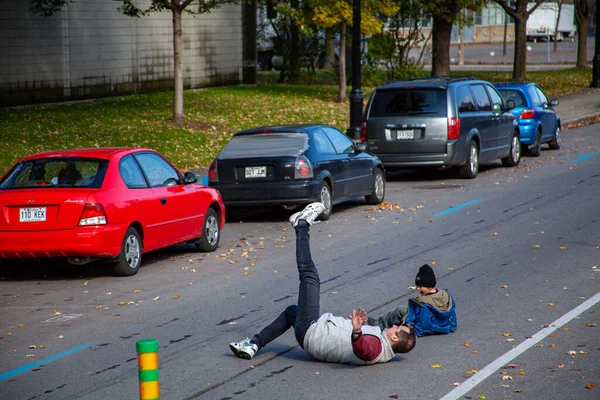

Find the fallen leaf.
xmin=153 ymin=296 xmax=160 ymax=301
xmin=172 ymin=295 xmax=180 ymax=299
xmin=478 ymin=393 xmax=486 ymax=399
xmin=568 ymin=350 xmax=577 ymax=355
xmin=549 ymin=333 xmax=560 ymax=337
xmin=459 ymin=343 xmax=471 ymax=347
xmin=503 ymin=333 xmax=512 ymax=337
xmin=467 ymin=369 xmax=478 ymax=374
xmin=389 ymin=395 xmax=399 ymax=399
xmin=557 ymin=364 xmax=565 ymax=368
xmin=430 ymin=363 xmax=441 ymax=369
xmin=548 ymin=302 xmax=555 ymax=306
xmin=506 ymin=338 xmax=515 ymax=342
xmin=28 ymin=345 xmax=37 ymax=349
xmin=532 ymin=244 xmax=541 ymax=248
xmin=560 ymin=245 xmax=566 ymax=249
xmin=18 ymin=324 xmax=25 ymax=328
xmin=586 ymin=323 xmax=597 ymax=327
xmin=472 ymin=350 xmax=479 ymax=354
xmin=502 ymin=375 xmax=513 ymax=380
xmin=504 ymin=364 xmax=519 ymax=369
xmin=586 ymin=382 xmax=594 ymax=389
xmin=453 ymin=382 xmax=461 ymax=386
xmin=500 ymin=285 xmax=508 ymax=288
xmin=518 ymin=371 xmax=525 ymax=376
xmin=134 ymin=289 xmax=141 ymax=293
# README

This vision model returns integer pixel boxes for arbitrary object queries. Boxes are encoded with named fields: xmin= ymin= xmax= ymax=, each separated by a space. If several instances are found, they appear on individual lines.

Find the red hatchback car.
xmin=0 ymin=148 xmax=225 ymax=276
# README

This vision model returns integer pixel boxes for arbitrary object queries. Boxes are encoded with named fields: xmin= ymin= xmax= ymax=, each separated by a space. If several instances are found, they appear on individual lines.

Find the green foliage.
xmin=29 ymin=0 xmax=73 ymax=16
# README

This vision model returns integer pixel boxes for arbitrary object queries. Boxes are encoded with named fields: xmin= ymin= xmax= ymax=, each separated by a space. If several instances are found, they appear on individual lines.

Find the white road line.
xmin=440 ymin=292 xmax=600 ymax=400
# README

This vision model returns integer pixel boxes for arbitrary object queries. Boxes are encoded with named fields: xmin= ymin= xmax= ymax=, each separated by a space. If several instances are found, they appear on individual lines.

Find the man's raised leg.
xmin=288 ymin=202 xmax=325 ymax=347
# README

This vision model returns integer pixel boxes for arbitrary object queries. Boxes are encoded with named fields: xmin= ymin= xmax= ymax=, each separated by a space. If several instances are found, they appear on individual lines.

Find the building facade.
xmin=0 ymin=0 xmax=243 ymax=107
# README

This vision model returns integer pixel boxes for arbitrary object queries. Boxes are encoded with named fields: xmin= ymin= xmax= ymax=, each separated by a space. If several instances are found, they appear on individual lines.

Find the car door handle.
xmin=160 ymin=198 xmax=167 ymax=205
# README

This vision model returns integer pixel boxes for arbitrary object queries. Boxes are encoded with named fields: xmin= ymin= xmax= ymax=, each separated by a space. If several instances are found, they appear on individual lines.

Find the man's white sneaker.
xmin=289 ymin=202 xmax=326 ymax=227
xmin=229 ymin=338 xmax=258 ymax=359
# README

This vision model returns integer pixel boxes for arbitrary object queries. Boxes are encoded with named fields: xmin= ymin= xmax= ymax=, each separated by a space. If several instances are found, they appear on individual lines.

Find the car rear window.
xmin=497 ymin=90 xmax=527 ymax=108
xmin=217 ymin=132 xmax=308 ymax=159
xmin=0 ymin=158 xmax=108 ymax=189
xmin=369 ymin=88 xmax=447 ymax=117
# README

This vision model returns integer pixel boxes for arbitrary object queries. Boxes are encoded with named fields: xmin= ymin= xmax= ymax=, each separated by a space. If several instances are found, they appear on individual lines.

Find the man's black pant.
xmin=252 ymin=221 xmax=320 ymax=349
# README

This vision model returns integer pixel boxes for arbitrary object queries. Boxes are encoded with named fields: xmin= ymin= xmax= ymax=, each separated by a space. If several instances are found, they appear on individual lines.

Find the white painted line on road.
xmin=439 ymin=291 xmax=600 ymax=400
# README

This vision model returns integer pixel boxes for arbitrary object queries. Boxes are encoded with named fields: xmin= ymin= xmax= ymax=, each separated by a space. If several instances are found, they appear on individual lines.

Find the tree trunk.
xmin=172 ymin=7 xmax=184 ymax=124
xmin=431 ymin=14 xmax=454 ymax=76
xmin=513 ymin=16 xmax=528 ymax=81
xmin=576 ymin=18 xmax=589 ymax=67
xmin=554 ymin=1 xmax=563 ymax=52
xmin=337 ymin=23 xmax=347 ymax=103
xmin=324 ymin=29 xmax=336 ymax=68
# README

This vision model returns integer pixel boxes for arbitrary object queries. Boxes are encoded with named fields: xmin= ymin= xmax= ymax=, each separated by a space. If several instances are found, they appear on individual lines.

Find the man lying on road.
xmin=229 ymin=202 xmax=416 ymax=365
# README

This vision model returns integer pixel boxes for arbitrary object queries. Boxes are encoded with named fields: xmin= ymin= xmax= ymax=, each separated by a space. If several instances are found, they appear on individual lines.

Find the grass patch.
xmin=0 ymin=67 xmax=591 ymax=175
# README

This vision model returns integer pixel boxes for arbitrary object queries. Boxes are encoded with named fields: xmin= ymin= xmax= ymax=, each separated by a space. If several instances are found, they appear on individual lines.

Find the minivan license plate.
xmin=396 ymin=129 xmax=414 ymax=140
xmin=20 ymin=207 xmax=46 ymax=222
xmin=245 ymin=166 xmax=266 ymax=178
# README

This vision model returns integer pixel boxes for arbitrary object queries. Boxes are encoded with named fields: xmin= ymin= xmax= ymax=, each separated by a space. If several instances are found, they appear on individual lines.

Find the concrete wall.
xmin=0 ymin=0 xmax=242 ymax=106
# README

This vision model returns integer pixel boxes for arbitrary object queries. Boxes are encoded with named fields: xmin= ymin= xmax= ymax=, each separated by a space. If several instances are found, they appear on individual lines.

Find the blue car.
xmin=494 ymin=82 xmax=561 ymax=156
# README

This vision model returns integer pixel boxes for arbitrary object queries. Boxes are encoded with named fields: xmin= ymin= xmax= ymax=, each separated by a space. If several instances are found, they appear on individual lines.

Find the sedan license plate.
xmin=20 ymin=207 xmax=46 ymax=222
xmin=396 ymin=129 xmax=415 ymax=140
xmin=245 ymin=166 xmax=266 ymax=178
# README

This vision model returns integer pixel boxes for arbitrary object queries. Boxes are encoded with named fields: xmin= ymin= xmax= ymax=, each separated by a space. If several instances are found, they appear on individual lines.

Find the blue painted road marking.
xmin=0 ymin=341 xmax=98 ymax=382
xmin=572 ymin=152 xmax=600 ymax=163
xmin=433 ymin=198 xmax=483 ymax=217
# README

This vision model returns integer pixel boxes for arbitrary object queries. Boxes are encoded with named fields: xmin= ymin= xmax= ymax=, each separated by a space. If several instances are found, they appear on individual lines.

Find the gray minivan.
xmin=361 ymin=77 xmax=521 ymax=178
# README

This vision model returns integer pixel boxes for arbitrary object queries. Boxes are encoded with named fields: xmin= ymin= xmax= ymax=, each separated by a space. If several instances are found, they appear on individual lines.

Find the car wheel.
xmin=501 ymin=131 xmax=521 ymax=167
xmin=548 ymin=125 xmax=561 ymax=150
xmin=195 ymin=208 xmax=220 ymax=252
xmin=114 ymin=227 xmax=142 ymax=276
xmin=528 ymin=130 xmax=542 ymax=156
xmin=459 ymin=140 xmax=479 ymax=179
xmin=317 ymin=181 xmax=332 ymax=221
xmin=365 ymin=168 xmax=385 ymax=205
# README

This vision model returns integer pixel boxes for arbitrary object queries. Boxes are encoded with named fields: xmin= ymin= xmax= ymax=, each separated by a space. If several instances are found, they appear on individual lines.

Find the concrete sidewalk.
xmin=553 ymin=87 xmax=600 ymax=127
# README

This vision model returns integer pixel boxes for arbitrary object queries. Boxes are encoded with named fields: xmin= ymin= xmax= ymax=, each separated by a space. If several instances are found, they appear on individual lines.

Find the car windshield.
xmin=218 ymin=132 xmax=308 ymax=159
xmin=370 ymin=88 xmax=447 ymax=117
xmin=0 ymin=157 xmax=109 ymax=189
xmin=497 ymin=89 xmax=527 ymax=108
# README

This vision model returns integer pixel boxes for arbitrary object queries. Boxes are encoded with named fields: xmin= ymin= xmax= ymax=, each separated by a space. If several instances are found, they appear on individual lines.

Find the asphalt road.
xmin=1 ymin=123 xmax=599 ymax=400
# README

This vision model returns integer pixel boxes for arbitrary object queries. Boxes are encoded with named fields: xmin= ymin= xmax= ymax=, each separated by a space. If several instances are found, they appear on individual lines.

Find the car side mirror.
xmin=355 ymin=142 xmax=367 ymax=152
xmin=550 ymin=99 xmax=559 ymax=107
xmin=184 ymin=171 xmax=198 ymax=184
xmin=506 ymin=99 xmax=515 ymax=110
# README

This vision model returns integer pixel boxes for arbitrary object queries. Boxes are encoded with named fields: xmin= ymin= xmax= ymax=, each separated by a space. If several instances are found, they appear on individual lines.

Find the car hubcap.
xmin=125 ymin=235 xmax=140 ymax=269
xmin=512 ymin=136 xmax=520 ymax=161
xmin=470 ymin=145 xmax=478 ymax=173
xmin=374 ymin=173 xmax=384 ymax=199
xmin=205 ymin=214 xmax=219 ymax=246
xmin=320 ymin=186 xmax=331 ymax=214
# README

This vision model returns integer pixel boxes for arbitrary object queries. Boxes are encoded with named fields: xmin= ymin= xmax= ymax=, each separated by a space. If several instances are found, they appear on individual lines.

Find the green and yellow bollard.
xmin=136 ymin=339 xmax=160 ymax=400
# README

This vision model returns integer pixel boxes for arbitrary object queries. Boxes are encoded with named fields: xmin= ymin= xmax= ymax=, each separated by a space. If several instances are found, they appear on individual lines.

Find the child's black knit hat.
xmin=415 ymin=264 xmax=436 ymax=288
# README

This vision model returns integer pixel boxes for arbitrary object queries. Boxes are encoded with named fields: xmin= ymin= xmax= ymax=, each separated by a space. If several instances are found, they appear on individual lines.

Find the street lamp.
xmin=347 ymin=0 xmax=363 ymax=141
xmin=592 ymin=3 xmax=600 ymax=88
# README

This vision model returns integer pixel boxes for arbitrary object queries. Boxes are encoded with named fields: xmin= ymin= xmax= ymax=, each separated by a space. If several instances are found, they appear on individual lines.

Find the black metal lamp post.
xmin=347 ymin=0 xmax=364 ymax=141
xmin=592 ymin=4 xmax=600 ymax=88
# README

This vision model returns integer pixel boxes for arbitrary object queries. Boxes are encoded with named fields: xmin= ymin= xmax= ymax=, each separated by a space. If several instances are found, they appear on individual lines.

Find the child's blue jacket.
xmin=404 ymin=290 xmax=457 ymax=337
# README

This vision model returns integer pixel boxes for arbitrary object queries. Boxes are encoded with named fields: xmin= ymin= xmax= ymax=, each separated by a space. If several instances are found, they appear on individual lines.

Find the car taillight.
xmin=361 ymin=121 xmax=367 ymax=142
xmin=448 ymin=117 xmax=460 ymax=140
xmin=520 ymin=109 xmax=534 ymax=119
xmin=208 ymin=160 xmax=218 ymax=182
xmin=79 ymin=203 xmax=107 ymax=226
xmin=295 ymin=156 xmax=313 ymax=179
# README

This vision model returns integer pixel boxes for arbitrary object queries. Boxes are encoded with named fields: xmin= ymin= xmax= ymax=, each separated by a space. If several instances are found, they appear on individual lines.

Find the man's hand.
xmin=350 ymin=308 xmax=367 ymax=332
